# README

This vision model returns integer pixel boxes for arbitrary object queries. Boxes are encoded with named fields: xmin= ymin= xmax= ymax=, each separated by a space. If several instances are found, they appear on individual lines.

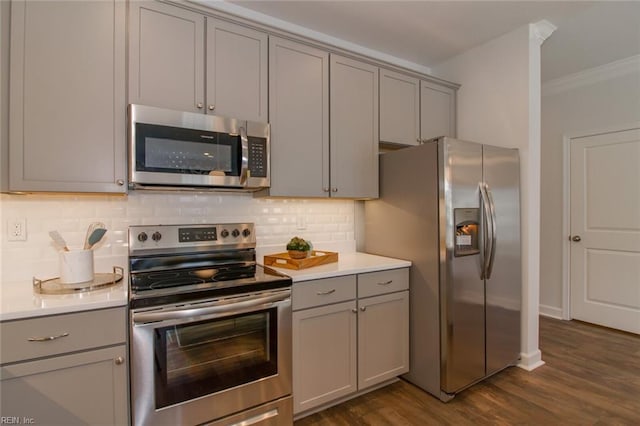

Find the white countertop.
xmin=262 ymin=252 xmax=410 ymax=282
xmin=0 ymin=279 xmax=128 ymax=322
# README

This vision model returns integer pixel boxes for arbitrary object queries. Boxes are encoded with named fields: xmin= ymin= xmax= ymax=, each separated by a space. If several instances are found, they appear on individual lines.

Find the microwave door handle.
xmin=132 ymin=291 xmax=290 ymax=324
xmin=240 ymin=126 xmax=249 ymax=186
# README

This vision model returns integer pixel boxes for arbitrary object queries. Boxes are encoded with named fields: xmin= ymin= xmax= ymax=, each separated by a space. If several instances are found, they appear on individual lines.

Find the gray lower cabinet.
xmin=0 ymin=307 xmax=128 ymax=424
xmin=379 ymin=68 xmax=457 ymax=146
xmin=8 ymin=0 xmax=126 ymax=193
xmin=129 ymin=1 xmax=268 ymax=122
xmin=292 ymin=269 xmax=409 ymax=417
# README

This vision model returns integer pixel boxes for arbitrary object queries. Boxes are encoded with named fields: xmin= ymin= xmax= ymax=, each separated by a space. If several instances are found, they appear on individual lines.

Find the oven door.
xmin=130 ymin=289 xmax=292 ymax=426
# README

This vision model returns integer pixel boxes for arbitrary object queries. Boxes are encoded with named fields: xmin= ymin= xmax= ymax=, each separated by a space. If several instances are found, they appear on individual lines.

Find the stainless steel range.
xmin=128 ymin=223 xmax=293 ymax=426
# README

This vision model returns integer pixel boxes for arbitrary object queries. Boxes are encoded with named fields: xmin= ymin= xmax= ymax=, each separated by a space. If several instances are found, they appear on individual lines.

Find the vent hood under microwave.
xmin=128 ymin=104 xmax=270 ymax=192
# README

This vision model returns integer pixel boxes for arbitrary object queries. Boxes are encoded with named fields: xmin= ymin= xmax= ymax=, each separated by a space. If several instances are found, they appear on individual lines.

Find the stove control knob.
xmin=137 ymin=232 xmax=148 ymax=242
xmin=232 ymin=229 xmax=240 ymax=238
xmin=242 ymin=229 xmax=251 ymax=238
xmin=152 ymin=232 xmax=162 ymax=242
xmin=220 ymin=229 xmax=229 ymax=238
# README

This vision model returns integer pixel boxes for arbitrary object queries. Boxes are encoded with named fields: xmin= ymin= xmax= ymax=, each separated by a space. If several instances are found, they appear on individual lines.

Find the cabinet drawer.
xmin=358 ymin=268 xmax=409 ymax=298
xmin=0 ymin=307 xmax=126 ymax=364
xmin=292 ymin=276 xmax=356 ymax=311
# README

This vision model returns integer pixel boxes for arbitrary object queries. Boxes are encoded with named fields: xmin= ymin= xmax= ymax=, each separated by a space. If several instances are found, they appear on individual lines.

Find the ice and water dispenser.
xmin=454 ymin=208 xmax=479 ymax=257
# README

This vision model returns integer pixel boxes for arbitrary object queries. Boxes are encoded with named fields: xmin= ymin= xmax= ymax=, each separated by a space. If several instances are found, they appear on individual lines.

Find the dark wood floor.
xmin=295 ymin=317 xmax=640 ymax=425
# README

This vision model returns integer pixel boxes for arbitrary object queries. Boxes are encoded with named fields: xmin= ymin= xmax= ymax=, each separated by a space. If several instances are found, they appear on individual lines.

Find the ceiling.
xmin=208 ymin=1 xmax=640 ymax=82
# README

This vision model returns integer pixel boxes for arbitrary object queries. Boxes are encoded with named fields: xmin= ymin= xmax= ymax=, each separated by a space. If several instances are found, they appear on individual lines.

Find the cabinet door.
xmin=379 ymin=69 xmax=420 ymax=146
xmin=330 ymin=55 xmax=379 ymax=198
xmin=420 ymin=80 xmax=456 ymax=141
xmin=358 ymin=291 xmax=409 ymax=390
xmin=129 ymin=1 xmax=204 ymax=112
xmin=268 ymin=37 xmax=329 ymax=197
xmin=0 ymin=346 xmax=128 ymax=425
xmin=206 ymin=19 xmax=267 ymax=122
xmin=9 ymin=0 xmax=126 ymax=193
xmin=292 ymin=301 xmax=357 ymax=415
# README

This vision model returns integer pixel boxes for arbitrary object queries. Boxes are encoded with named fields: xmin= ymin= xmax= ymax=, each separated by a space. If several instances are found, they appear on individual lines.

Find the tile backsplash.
xmin=0 ymin=192 xmax=355 ymax=283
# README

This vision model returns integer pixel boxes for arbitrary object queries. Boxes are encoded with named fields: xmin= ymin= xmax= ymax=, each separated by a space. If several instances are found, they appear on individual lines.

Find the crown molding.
xmin=543 ymin=54 xmax=640 ymax=97
xmin=531 ymin=20 xmax=557 ymax=45
xmin=191 ymin=0 xmax=432 ymax=76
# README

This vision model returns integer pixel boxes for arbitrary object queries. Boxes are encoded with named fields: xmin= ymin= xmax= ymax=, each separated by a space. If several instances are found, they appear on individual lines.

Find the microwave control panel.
xmin=248 ymin=137 xmax=267 ymax=177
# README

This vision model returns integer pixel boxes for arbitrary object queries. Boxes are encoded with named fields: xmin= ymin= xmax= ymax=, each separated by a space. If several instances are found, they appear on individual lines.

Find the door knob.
xmin=571 ymin=235 xmax=581 ymax=242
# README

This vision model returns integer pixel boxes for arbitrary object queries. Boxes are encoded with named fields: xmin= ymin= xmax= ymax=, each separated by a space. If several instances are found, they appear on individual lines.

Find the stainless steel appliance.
xmin=128 ymin=223 xmax=292 ymax=425
xmin=365 ymin=137 xmax=521 ymax=401
xmin=128 ymin=104 xmax=270 ymax=191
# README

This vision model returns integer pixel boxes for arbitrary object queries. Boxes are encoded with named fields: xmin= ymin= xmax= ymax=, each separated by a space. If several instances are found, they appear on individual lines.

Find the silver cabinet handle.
xmin=322 ymin=187 xmax=330 ymax=192
xmin=116 ymin=179 xmax=125 ymax=186
xmin=196 ymin=103 xmax=204 ymax=109
xmin=28 ymin=332 xmax=69 ymax=342
xmin=331 ymin=188 xmax=338 ymax=192
xmin=377 ymin=280 xmax=393 ymax=286
xmin=208 ymin=104 xmax=215 ymax=111
xmin=351 ymin=308 xmax=357 ymax=313
xmin=316 ymin=289 xmax=336 ymax=295
xmin=360 ymin=306 xmax=366 ymax=312
xmin=114 ymin=356 xmax=125 ymax=365
xmin=571 ymin=235 xmax=581 ymax=242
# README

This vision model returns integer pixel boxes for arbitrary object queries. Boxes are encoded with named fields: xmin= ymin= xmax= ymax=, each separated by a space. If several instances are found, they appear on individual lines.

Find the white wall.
xmin=540 ymin=56 xmax=640 ymax=317
xmin=0 ymin=193 xmax=355 ymax=283
xmin=432 ymin=23 xmax=549 ymax=370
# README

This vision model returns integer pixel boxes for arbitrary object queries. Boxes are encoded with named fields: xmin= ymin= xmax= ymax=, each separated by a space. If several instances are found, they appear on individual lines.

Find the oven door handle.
xmin=132 ymin=291 xmax=290 ymax=324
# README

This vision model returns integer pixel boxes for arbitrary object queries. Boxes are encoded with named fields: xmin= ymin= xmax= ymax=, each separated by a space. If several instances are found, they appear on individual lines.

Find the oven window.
xmin=153 ymin=308 xmax=278 ymax=409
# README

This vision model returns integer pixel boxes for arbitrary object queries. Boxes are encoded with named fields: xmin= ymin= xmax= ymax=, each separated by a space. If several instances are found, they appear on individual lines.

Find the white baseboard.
xmin=539 ymin=304 xmax=563 ymax=319
xmin=517 ymin=349 xmax=545 ymax=371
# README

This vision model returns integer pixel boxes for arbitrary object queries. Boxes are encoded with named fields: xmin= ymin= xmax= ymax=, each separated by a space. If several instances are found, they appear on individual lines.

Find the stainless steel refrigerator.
xmin=364 ymin=137 xmax=521 ymax=401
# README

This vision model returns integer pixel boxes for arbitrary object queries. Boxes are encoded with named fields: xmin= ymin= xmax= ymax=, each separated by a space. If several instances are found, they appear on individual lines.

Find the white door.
xmin=570 ymin=128 xmax=640 ymax=334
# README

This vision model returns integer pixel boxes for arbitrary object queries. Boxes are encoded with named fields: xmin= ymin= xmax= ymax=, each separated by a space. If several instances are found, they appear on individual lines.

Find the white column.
xmin=518 ymin=20 xmax=556 ymax=371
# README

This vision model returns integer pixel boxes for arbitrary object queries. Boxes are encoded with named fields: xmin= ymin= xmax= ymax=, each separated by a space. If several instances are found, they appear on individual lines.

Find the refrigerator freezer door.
xmin=483 ymin=145 xmax=521 ymax=375
xmin=439 ymin=138 xmax=485 ymax=394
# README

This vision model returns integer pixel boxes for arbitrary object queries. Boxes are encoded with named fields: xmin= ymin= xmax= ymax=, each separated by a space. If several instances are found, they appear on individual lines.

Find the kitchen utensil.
xmin=86 ymin=228 xmax=107 ymax=249
xmin=83 ymin=222 xmax=105 ymax=249
xmin=48 ymin=230 xmax=70 ymax=252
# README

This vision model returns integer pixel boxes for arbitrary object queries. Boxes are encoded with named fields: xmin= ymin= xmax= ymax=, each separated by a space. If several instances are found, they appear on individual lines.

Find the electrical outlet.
xmin=8 ymin=218 xmax=27 ymax=241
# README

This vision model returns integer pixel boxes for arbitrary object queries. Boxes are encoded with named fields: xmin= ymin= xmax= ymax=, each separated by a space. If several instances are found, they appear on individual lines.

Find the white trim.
xmin=539 ymin=304 xmax=563 ymax=320
xmin=543 ymin=55 xmax=640 ymax=97
xmin=562 ymin=121 xmax=640 ymax=320
xmin=530 ymin=20 xmax=556 ymax=45
xmin=191 ymin=0 xmax=432 ymax=76
xmin=517 ymin=349 xmax=545 ymax=371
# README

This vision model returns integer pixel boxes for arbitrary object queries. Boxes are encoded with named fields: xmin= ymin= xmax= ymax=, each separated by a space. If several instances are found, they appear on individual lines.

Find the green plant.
xmin=286 ymin=236 xmax=311 ymax=252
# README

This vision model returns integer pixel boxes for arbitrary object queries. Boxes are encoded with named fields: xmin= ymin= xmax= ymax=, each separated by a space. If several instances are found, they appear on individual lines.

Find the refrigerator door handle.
xmin=479 ymin=182 xmax=494 ymax=279
xmin=485 ymin=183 xmax=498 ymax=279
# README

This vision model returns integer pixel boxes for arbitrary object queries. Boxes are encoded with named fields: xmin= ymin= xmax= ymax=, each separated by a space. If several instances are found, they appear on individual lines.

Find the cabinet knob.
xmin=571 ymin=235 xmax=582 ymax=242
xmin=351 ymin=308 xmax=358 ymax=314
xmin=322 ymin=187 xmax=330 ymax=192
xmin=115 ymin=356 xmax=125 ymax=365
xmin=360 ymin=306 xmax=367 ymax=312
xmin=196 ymin=103 xmax=204 ymax=109
xmin=208 ymin=104 xmax=215 ymax=111
xmin=116 ymin=179 xmax=125 ymax=186
xmin=331 ymin=188 xmax=338 ymax=193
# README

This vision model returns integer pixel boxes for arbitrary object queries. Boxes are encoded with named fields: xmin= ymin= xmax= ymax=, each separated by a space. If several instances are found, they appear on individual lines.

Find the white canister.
xmin=59 ymin=249 xmax=94 ymax=284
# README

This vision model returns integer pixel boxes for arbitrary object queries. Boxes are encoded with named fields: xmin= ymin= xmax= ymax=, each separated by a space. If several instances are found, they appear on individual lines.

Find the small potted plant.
xmin=287 ymin=237 xmax=312 ymax=259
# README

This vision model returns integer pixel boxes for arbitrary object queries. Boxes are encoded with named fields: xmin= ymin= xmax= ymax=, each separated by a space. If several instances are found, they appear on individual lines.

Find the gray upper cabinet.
xmin=330 ymin=55 xmax=379 ymax=199
xmin=206 ymin=19 xmax=268 ymax=122
xmin=420 ymin=79 xmax=456 ymax=142
xmin=379 ymin=69 xmax=420 ymax=146
xmin=129 ymin=1 xmax=205 ymax=113
xmin=267 ymin=37 xmax=329 ymax=198
xmin=8 ymin=0 xmax=126 ymax=193
xmin=129 ymin=2 xmax=268 ymax=122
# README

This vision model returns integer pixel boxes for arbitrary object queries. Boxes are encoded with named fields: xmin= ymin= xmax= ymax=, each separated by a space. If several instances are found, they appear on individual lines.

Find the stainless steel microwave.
xmin=128 ymin=104 xmax=270 ymax=191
